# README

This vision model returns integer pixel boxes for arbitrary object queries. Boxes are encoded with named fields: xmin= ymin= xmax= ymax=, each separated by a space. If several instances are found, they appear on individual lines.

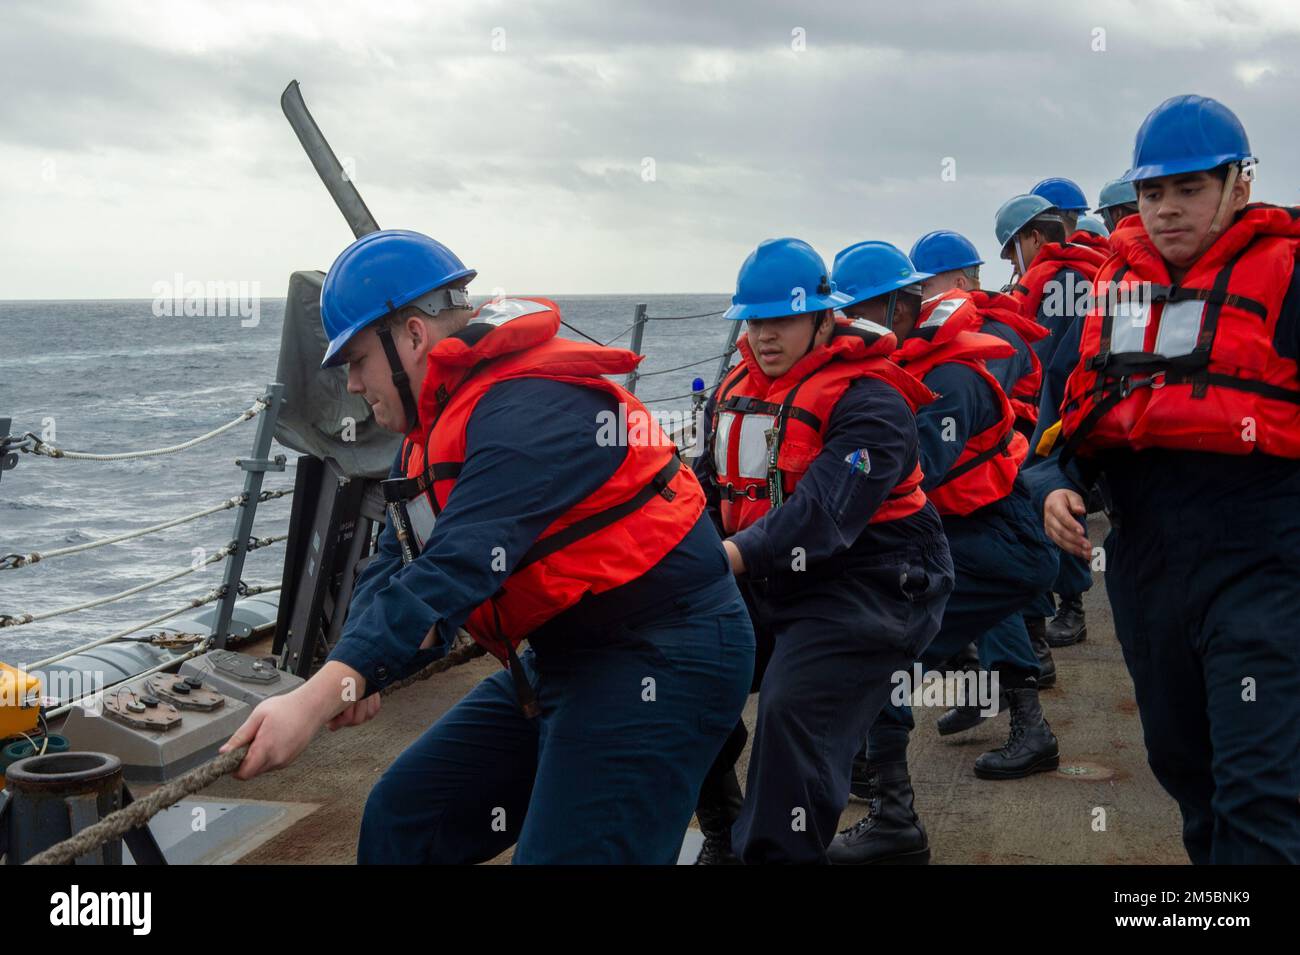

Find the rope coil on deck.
xmin=24 ymin=638 xmax=488 ymax=865
xmin=16 ymin=397 xmax=269 ymax=462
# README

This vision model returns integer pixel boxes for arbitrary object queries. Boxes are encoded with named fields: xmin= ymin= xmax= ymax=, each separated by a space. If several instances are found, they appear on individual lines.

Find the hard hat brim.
xmin=1121 ymin=153 xmax=1251 ymax=184
xmin=917 ymin=255 xmax=983 ymax=273
xmin=319 ymin=266 xmax=478 ymax=368
xmin=838 ymin=271 xmax=933 ymax=309
xmin=725 ymin=289 xmax=854 ymax=321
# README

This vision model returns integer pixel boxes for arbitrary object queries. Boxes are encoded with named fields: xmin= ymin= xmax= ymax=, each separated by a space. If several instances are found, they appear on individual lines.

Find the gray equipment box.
xmin=179 ymin=649 xmax=304 ymax=705
xmin=62 ymin=672 xmax=251 ymax=783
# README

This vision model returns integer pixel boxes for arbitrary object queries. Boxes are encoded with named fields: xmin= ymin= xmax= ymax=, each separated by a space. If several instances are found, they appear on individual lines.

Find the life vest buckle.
xmin=1121 ymin=371 xmax=1166 ymax=397
xmin=722 ymin=482 xmax=764 ymax=503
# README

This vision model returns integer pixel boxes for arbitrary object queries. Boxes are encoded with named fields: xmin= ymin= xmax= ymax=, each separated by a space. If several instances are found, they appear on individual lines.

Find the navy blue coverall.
xmin=1023 ymin=270 xmax=1300 ymax=864
xmin=695 ymin=375 xmax=954 ymax=864
xmin=1027 ymin=314 xmax=1094 ymax=601
xmin=868 ymin=358 xmax=1058 ymax=764
xmin=330 ymin=377 xmax=755 ymax=864
xmin=1027 ymin=266 xmax=1096 ymax=614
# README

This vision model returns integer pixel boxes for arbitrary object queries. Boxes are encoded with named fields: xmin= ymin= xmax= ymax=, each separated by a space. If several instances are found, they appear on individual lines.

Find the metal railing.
xmin=0 ymin=385 xmax=290 ymax=659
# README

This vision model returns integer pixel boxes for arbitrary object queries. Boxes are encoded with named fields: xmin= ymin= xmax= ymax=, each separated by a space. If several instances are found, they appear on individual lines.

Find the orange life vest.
xmin=710 ymin=317 xmax=936 ymax=535
xmin=1010 ymin=241 xmax=1109 ymax=323
xmin=893 ymin=304 xmax=1028 ymax=516
xmin=1059 ymin=204 xmax=1300 ymax=462
xmin=1068 ymin=229 xmax=1112 ymax=255
xmin=923 ymin=288 xmax=1049 ymax=430
xmin=400 ymin=297 xmax=704 ymax=662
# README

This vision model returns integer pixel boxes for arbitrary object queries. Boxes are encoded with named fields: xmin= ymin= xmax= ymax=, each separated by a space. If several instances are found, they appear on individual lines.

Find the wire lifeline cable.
xmin=17 ymin=397 xmax=270 ymax=462
xmin=635 ymin=352 xmax=729 ymax=378
xmin=0 ymin=488 xmax=294 ymax=570
xmin=0 ymin=535 xmax=287 ymax=629
xmin=26 ymin=582 xmax=282 ymax=670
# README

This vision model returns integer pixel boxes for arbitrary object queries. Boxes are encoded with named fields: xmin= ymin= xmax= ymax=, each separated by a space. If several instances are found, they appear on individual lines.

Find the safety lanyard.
xmin=381 ymin=473 xmax=437 ymax=564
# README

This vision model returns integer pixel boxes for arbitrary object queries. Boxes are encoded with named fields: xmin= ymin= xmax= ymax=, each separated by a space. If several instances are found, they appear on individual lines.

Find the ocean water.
xmin=0 ymin=294 xmax=734 ymax=666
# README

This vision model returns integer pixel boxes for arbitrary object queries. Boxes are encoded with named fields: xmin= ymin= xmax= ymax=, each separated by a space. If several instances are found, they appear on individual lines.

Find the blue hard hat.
xmin=831 ymin=242 xmax=932 ymax=308
xmin=724 ymin=238 xmax=852 ymax=321
xmin=995 ymin=194 xmax=1059 ymax=250
xmin=1122 ymin=94 xmax=1254 ymax=183
xmin=1031 ymin=177 xmax=1090 ymax=212
xmin=1094 ymin=178 xmax=1138 ymax=213
xmin=320 ymin=229 xmax=477 ymax=368
xmin=909 ymin=230 xmax=984 ymax=275
xmin=1075 ymin=216 xmax=1110 ymax=238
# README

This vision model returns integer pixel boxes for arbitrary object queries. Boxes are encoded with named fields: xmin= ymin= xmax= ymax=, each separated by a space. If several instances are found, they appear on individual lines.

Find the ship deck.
xmin=180 ymin=518 xmax=1184 ymax=865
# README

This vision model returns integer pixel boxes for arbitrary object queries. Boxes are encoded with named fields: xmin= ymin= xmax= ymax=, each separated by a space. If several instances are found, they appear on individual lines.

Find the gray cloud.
xmin=1 ymin=0 xmax=1297 ymax=297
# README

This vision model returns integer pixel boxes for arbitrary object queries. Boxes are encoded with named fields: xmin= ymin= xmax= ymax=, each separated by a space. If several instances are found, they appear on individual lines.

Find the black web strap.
xmin=936 ymin=429 xmax=1014 ymax=487
xmin=375 ymin=323 xmax=421 ymax=434
xmin=718 ymin=394 xmax=821 ymax=432
xmin=514 ymin=456 xmax=682 ymax=572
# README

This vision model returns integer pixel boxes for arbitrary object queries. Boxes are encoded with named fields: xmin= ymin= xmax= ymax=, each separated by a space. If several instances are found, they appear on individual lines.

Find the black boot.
xmin=827 ymin=761 xmax=930 ymax=865
xmin=849 ymin=751 xmax=877 ymax=801
xmin=944 ymin=641 xmax=979 ymax=672
xmin=973 ymin=687 xmax=1059 ymax=780
xmin=1027 ymin=616 xmax=1057 ymax=688
xmin=694 ymin=766 xmax=743 ymax=864
xmin=937 ymin=688 xmax=1006 ymax=736
xmin=1046 ymin=594 xmax=1087 ymax=647
xmin=694 ymin=721 xmax=748 ymax=864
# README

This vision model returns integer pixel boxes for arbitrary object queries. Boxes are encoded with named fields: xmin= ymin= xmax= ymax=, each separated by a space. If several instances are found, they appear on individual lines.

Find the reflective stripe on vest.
xmin=710 ymin=319 xmax=934 ymax=533
xmin=1060 ymin=205 xmax=1300 ymax=462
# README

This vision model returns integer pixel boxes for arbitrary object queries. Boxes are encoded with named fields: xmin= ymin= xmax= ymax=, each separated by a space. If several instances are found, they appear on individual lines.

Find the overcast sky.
xmin=2 ymin=0 xmax=1298 ymax=299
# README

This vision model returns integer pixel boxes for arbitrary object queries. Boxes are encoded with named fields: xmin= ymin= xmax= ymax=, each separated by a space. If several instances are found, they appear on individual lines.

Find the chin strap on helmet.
xmin=1208 ymin=163 xmax=1243 ymax=237
xmin=375 ymin=316 xmax=422 ymax=435
xmin=883 ymin=290 xmax=900 ymax=331
xmin=1013 ymin=237 xmax=1029 ymax=280
xmin=803 ymin=275 xmax=835 ymax=356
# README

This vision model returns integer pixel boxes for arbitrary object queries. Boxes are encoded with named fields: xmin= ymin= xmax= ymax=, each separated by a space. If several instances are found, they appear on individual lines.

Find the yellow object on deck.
xmin=0 ymin=663 xmax=41 ymax=737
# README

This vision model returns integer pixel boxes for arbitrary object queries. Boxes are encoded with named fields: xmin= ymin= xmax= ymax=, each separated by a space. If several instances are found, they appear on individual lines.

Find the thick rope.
xmin=18 ymin=398 xmax=268 ymax=462
xmin=0 ymin=488 xmax=293 ymax=570
xmin=0 ymin=535 xmax=287 ymax=628
xmin=24 ymin=639 xmax=489 ymax=865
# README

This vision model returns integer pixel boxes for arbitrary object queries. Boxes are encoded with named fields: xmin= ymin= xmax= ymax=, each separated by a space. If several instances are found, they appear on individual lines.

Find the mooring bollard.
xmin=4 ymin=751 xmax=125 ymax=864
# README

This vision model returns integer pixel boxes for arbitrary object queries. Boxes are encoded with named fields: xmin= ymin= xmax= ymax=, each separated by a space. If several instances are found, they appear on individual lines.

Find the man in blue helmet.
xmin=1031 ymin=176 xmax=1091 ymax=238
xmin=689 ymin=237 xmax=953 ymax=864
xmin=1034 ymin=94 xmax=1300 ymax=864
xmin=911 ymin=229 xmax=1057 ymax=686
xmin=1095 ymin=178 xmax=1140 ymax=234
xmin=1071 ymin=216 xmax=1112 ymax=254
xmin=999 ymin=194 xmax=1108 ymax=658
xmin=912 ymin=230 xmax=1047 ymax=435
xmin=828 ymin=243 xmax=1060 ymax=865
xmin=222 ymin=229 xmax=756 ymax=864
